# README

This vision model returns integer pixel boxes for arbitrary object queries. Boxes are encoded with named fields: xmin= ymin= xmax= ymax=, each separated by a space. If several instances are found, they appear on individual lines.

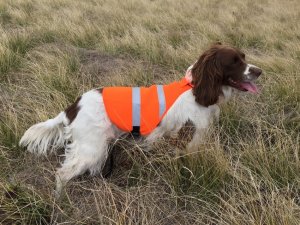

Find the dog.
xmin=19 ymin=43 xmax=262 ymax=197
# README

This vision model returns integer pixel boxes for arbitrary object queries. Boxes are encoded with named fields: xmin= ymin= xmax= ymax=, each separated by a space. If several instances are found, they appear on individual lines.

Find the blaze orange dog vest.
xmin=102 ymin=78 xmax=192 ymax=136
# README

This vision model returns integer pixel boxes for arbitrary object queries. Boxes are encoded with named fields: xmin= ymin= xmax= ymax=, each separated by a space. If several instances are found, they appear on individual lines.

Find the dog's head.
xmin=190 ymin=43 xmax=262 ymax=107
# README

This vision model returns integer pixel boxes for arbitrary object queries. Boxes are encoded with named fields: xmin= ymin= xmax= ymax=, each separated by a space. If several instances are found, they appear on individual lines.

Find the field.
xmin=0 ymin=0 xmax=300 ymax=224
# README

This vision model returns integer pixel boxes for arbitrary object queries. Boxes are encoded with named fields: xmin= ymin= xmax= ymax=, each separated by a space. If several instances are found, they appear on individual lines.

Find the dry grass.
xmin=0 ymin=0 xmax=300 ymax=224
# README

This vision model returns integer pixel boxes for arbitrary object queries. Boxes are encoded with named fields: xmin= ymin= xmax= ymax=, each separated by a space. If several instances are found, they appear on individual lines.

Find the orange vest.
xmin=102 ymin=78 xmax=192 ymax=136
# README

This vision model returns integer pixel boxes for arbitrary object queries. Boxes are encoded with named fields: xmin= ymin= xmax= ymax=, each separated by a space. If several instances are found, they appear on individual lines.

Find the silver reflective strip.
xmin=157 ymin=85 xmax=166 ymax=117
xmin=132 ymin=87 xmax=141 ymax=127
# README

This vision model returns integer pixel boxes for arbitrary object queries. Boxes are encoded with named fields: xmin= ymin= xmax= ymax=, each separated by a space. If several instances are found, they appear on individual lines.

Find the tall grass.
xmin=0 ymin=0 xmax=299 ymax=224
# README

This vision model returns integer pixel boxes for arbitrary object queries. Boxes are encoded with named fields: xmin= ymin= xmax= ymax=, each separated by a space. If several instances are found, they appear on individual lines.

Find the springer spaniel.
xmin=19 ymin=43 xmax=262 ymax=197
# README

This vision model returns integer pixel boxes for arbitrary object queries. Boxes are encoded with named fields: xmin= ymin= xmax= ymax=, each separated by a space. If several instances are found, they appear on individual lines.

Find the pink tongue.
xmin=240 ymin=82 xmax=258 ymax=93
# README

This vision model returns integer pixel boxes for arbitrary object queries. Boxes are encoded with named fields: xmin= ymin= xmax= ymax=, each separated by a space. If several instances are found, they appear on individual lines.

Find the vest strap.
xmin=132 ymin=87 xmax=141 ymax=136
xmin=131 ymin=126 xmax=140 ymax=137
xmin=156 ymin=85 xmax=166 ymax=117
xmin=131 ymin=85 xmax=167 ymax=136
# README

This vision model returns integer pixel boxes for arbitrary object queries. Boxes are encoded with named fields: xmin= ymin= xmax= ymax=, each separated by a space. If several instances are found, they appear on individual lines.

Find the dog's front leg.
xmin=186 ymin=115 xmax=212 ymax=152
xmin=186 ymin=128 xmax=207 ymax=152
xmin=145 ymin=116 xmax=185 ymax=144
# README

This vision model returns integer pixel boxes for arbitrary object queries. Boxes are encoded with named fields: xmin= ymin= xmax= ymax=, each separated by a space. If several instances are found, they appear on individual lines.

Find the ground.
xmin=0 ymin=0 xmax=300 ymax=224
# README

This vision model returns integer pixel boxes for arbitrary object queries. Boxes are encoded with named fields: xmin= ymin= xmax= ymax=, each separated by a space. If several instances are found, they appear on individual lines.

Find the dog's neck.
xmin=218 ymin=86 xmax=234 ymax=105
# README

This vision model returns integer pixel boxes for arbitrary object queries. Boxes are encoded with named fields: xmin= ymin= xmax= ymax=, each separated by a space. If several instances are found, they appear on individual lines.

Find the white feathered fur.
xmin=19 ymin=112 xmax=66 ymax=155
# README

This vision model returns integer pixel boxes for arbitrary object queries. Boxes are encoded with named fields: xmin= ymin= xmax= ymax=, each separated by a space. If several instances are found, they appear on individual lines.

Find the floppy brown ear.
xmin=191 ymin=48 xmax=223 ymax=107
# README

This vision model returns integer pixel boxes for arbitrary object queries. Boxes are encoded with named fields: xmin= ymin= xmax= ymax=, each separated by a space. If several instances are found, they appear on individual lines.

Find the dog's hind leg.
xmin=54 ymin=89 xmax=119 ymax=198
xmin=55 ymin=132 xmax=113 ymax=198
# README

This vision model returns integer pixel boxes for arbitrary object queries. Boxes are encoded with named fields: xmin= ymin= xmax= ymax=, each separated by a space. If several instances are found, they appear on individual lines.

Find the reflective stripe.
xmin=157 ymin=85 xmax=166 ymax=117
xmin=132 ymin=87 xmax=141 ymax=127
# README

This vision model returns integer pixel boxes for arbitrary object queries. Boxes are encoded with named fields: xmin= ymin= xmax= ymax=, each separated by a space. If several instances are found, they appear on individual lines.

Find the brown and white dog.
xmin=19 ymin=43 xmax=262 ymax=197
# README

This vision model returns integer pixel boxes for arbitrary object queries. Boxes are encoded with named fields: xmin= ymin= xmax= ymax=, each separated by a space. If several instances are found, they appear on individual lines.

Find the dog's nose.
xmin=249 ymin=67 xmax=262 ymax=77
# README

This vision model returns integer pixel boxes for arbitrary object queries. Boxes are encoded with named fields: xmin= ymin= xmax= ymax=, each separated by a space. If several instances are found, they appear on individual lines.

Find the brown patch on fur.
xmin=168 ymin=120 xmax=196 ymax=148
xmin=65 ymin=96 xmax=81 ymax=124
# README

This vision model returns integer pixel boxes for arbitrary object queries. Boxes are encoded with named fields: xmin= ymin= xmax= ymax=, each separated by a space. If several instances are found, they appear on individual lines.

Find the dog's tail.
xmin=19 ymin=112 xmax=68 ymax=155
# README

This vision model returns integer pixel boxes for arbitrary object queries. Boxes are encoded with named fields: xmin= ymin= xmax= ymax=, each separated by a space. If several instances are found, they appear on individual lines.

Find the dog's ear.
xmin=191 ymin=47 xmax=223 ymax=107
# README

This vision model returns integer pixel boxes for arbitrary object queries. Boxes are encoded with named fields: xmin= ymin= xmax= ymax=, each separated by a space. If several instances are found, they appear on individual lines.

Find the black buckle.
xmin=131 ymin=126 xmax=141 ymax=137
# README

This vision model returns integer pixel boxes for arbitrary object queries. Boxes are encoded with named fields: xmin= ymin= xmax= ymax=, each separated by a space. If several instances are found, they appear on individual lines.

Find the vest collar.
xmin=180 ymin=77 xmax=194 ymax=88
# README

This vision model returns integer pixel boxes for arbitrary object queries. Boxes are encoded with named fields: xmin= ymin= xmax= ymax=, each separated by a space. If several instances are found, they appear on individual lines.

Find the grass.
xmin=0 ymin=184 xmax=51 ymax=224
xmin=0 ymin=0 xmax=300 ymax=224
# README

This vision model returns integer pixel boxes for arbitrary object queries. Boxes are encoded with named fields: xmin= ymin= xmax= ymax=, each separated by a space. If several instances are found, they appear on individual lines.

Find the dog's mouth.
xmin=228 ymin=78 xmax=258 ymax=93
